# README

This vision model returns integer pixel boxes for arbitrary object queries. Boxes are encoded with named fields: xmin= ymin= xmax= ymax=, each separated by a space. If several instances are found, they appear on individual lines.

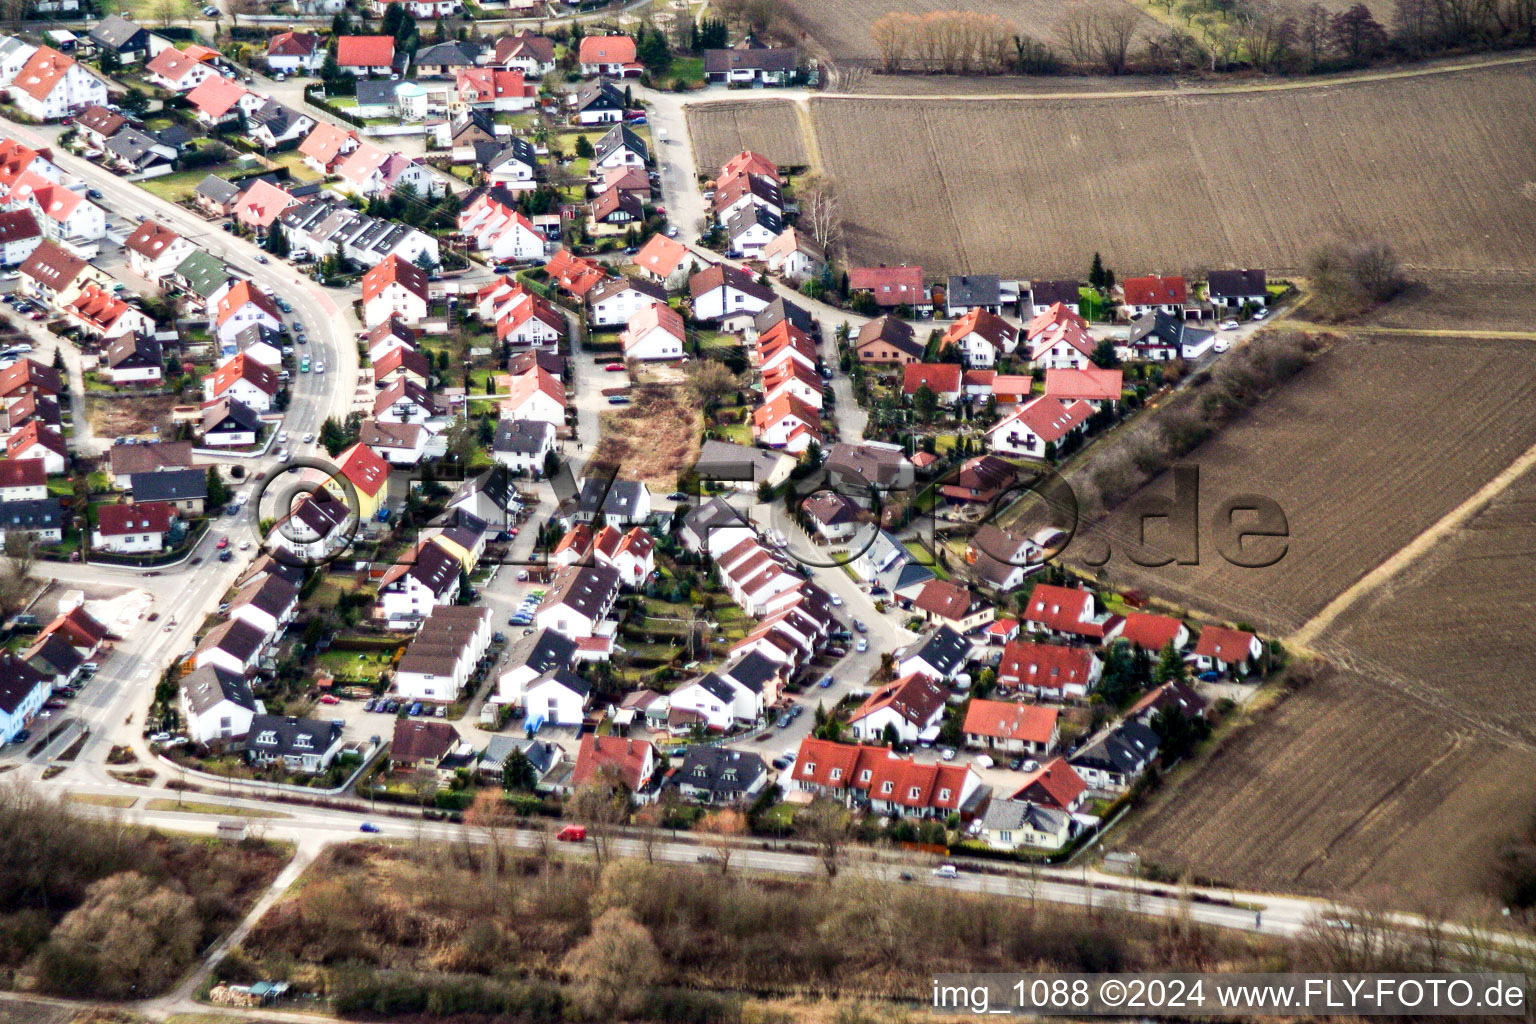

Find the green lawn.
xmin=316 ymin=649 xmax=394 ymax=683
xmin=665 ymin=56 xmax=705 ymax=88
xmin=1078 ymin=287 xmax=1111 ymax=322
xmin=136 ymin=167 xmax=233 ymax=203
xmin=716 ymin=421 xmax=752 ymax=444
xmin=265 ymin=150 xmax=321 ymax=183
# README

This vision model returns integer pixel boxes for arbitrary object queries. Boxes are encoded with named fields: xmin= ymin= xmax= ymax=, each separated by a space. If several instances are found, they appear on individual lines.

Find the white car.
xmin=1213 ymin=339 xmax=1231 ymax=354
xmin=933 ymin=863 xmax=959 ymax=879
xmin=276 ymin=447 xmax=290 ymax=461
xmin=940 ymin=747 xmax=957 ymax=761
xmin=1253 ymin=307 xmax=1270 ymax=320
xmin=1219 ymin=319 xmax=1240 ymax=331
xmin=315 ymin=363 xmax=326 ymax=374
xmin=855 ymin=638 xmax=868 ymax=652
xmin=830 ymin=594 xmax=842 ymax=606
xmin=278 ymin=431 xmax=289 ymax=443
xmin=302 ymin=432 xmax=315 ymax=444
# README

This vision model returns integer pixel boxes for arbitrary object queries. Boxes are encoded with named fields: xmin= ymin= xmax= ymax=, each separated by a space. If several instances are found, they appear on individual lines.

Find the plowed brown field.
xmin=1069 ymin=334 xmax=1536 ymax=635
xmin=686 ymin=101 xmax=809 ymax=173
xmin=685 ymin=60 xmax=1536 ymax=276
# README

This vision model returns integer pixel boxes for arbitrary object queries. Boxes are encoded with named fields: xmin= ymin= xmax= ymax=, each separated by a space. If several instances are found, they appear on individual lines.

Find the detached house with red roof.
xmin=573 ymin=734 xmax=658 ymax=793
xmin=1121 ymin=274 xmax=1188 ymax=317
xmin=619 ymin=302 xmax=685 ymax=361
xmin=902 ymin=363 xmax=962 ymax=405
xmin=632 ymin=233 xmax=698 ymax=289
xmin=336 ymin=35 xmax=397 ymax=76
xmin=941 ymin=308 xmax=1018 ymax=368
xmin=8 ymin=172 xmax=106 ymax=252
xmin=1193 ymin=625 xmax=1263 ymax=676
xmin=6 ymin=421 xmax=64 ymax=474
xmin=186 ymin=74 xmax=259 ymax=127
xmin=987 ymin=395 xmax=1093 ymax=459
xmin=92 ymin=500 xmax=175 ymax=554
xmin=848 ymin=265 xmax=929 ymax=313
xmin=1021 ymin=583 xmax=1121 ymax=642
xmin=144 ymin=45 xmax=219 ymax=92
xmin=265 ymin=30 xmax=323 ymax=73
xmin=212 ymin=280 xmax=282 ymax=345
xmin=792 ymin=737 xmax=984 ymax=820
xmin=64 ymin=285 xmax=153 ymax=341
xmin=753 ymin=393 xmax=821 ymax=453
xmin=0 ymin=210 xmax=42 ymax=269
xmin=361 ymin=254 xmax=429 ymax=328
xmin=232 ymin=179 xmax=298 ymax=237
xmin=331 ymin=442 xmax=390 ymax=520
xmin=335 ymin=143 xmax=438 ymax=200
xmin=458 ymin=185 xmax=545 ymax=263
xmin=1043 ymin=367 xmax=1122 ymax=406
xmin=124 ymin=220 xmax=192 ymax=281
xmin=12 ymin=47 xmax=106 ymax=121
xmin=962 ymin=699 xmax=1059 ymax=756
xmin=501 ymin=366 xmax=566 ymax=426
xmin=1107 ymin=611 xmax=1189 ymax=654
xmin=997 ymin=639 xmax=1102 ymax=700
xmin=847 ymin=672 xmax=947 ymax=744
xmin=1025 ymin=303 xmax=1094 ymax=370
xmin=298 ymin=122 xmax=360 ymax=176
xmin=689 ymin=263 xmax=773 ymax=323
xmin=577 ymin=35 xmax=641 ymax=77
xmin=203 ymin=353 xmax=278 ymax=413
xmin=1011 ymin=756 xmax=1087 ymax=812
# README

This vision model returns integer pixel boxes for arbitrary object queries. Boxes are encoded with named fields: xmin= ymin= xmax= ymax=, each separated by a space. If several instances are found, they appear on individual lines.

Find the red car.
xmin=216 ymin=536 xmax=229 ymax=549
xmin=318 ymin=694 xmax=340 ymax=705
xmin=604 ymin=362 xmax=624 ymax=372
xmin=556 ymin=825 xmax=587 ymax=842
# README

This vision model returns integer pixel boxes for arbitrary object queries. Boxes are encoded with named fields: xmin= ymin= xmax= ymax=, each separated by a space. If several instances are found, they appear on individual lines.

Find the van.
xmin=556 ymin=824 xmax=587 ymax=842
xmin=974 ymin=754 xmax=993 ymax=770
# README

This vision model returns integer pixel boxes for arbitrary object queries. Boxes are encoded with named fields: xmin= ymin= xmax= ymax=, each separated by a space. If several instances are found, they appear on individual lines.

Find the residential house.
xmin=335 ymin=144 xmax=439 ymax=200
xmin=390 ymin=718 xmax=461 ymax=772
xmin=394 ymin=606 xmax=492 ymax=700
xmin=492 ymin=418 xmax=554 ymax=475
xmin=372 ymin=345 xmax=431 ymax=388
xmin=375 ymin=378 xmax=446 ymax=428
xmin=102 ymin=333 xmax=163 ymax=384
xmin=0 ymin=459 xmax=44 ymax=501
xmin=573 ymin=476 xmax=650 ymax=525
xmin=212 ymin=281 xmax=282 ymax=345
xmin=244 ymin=715 xmax=344 ymax=773
xmin=1120 ymin=310 xmax=1216 ymax=362
xmin=495 ymin=627 xmax=577 ymax=705
xmin=694 ymin=439 xmax=793 ymax=493
xmin=181 ymin=664 xmax=258 ymax=744
xmin=632 ymin=233 xmax=697 ymax=288
xmin=1027 ymin=279 xmax=1081 ymax=316
xmin=847 ymin=672 xmax=946 ymax=744
xmin=248 ymin=100 xmax=315 ymax=150
xmin=801 ymin=489 xmax=862 ymax=542
xmin=997 ymin=640 xmax=1101 ymax=700
xmin=941 ymin=307 xmax=1017 ymax=368
xmin=752 ymin=393 xmax=820 ymax=453
xmin=482 ymin=138 xmax=540 ymax=191
xmin=332 ymin=442 xmax=390 ymax=520
xmin=454 ymin=67 xmax=537 ymax=112
xmin=265 ymin=30 xmax=323 ymax=73
xmin=703 ymin=45 xmax=797 ymax=84
xmin=517 ymin=667 xmax=590 ymax=725
xmin=1127 ymin=679 xmax=1208 ymax=726
xmin=1121 ymin=274 xmax=1187 ymax=317
xmin=376 ymin=537 xmax=460 ymax=623
xmin=185 ymin=74 xmax=259 ymax=127
xmin=577 ymin=35 xmax=640 ymax=77
xmin=946 ymin=274 xmax=1002 ymax=317
xmin=848 ymin=265 xmax=928 ymax=313
xmin=0 ymin=358 xmax=62 ymax=404
xmin=592 ymin=123 xmax=647 ymax=172
xmin=64 ymin=286 xmax=153 ymax=342
xmin=357 ymin=419 xmax=425 ymax=465
xmin=987 ymin=396 xmax=1093 ymax=459
xmin=722 ymin=204 xmax=781 ymax=258
xmin=962 ymin=699 xmax=1059 ymax=755
xmin=501 ymin=366 xmax=565 ymax=426
xmin=87 ymin=15 xmax=151 ymax=64
xmin=1106 ymin=611 xmax=1189 ymax=654
xmin=1011 ymin=756 xmax=1087 ymax=812
xmin=336 ymin=35 xmax=396 ymax=76
xmin=227 ymin=574 xmax=299 ymax=635
xmin=965 ymin=524 xmax=1042 ymax=594
xmin=413 ymin=39 xmax=482 ymax=77
xmin=1207 ymin=268 xmax=1268 ymax=309
xmin=909 ymin=578 xmax=994 ymax=633
xmin=670 ymin=746 xmax=768 ymax=805
xmin=572 ymin=736 xmax=658 ymax=796
xmin=129 ymin=467 xmax=206 ymax=515
xmin=854 ymin=315 xmax=923 ymax=365
xmin=1193 ymin=625 xmax=1262 ymax=675
xmin=1070 ymin=720 xmax=1159 ymax=794
xmin=194 ymin=617 xmax=267 ymax=676
xmin=1021 ymin=583 xmax=1121 ymax=642
xmin=589 ymin=275 xmax=665 ymax=328
xmin=11 ymin=47 xmax=105 ymax=120
xmin=9 ymin=178 xmax=105 ymax=255
xmin=297 ymin=122 xmax=360 ymax=175
xmin=71 ymin=105 xmax=126 ymax=152
xmin=360 ymin=254 xmax=429 ymax=327
xmin=458 ymin=185 xmax=544 ymax=262
xmin=668 ymin=670 xmax=761 ymax=732
xmin=792 ymin=737 xmax=983 ymax=820
xmin=193 ymin=175 xmax=241 ymax=218
xmin=763 ymin=358 xmax=823 ymax=410
xmin=1025 ymin=303 xmax=1095 ymax=370
xmin=895 ymin=625 xmax=969 ymax=682
xmin=99 ymin=127 xmax=175 ymax=176
xmin=0 ymin=210 xmax=41 ymax=267
xmin=124 ymin=219 xmax=192 ymax=280
xmin=0 ymin=652 xmax=51 ymax=742
xmin=587 ymin=185 xmax=643 ymax=231
xmin=713 ymin=172 xmax=782 ymax=222
xmin=618 ymin=302 xmax=686 ymax=361
xmin=203 ymin=353 xmax=278 ymax=412
xmin=1043 ymin=367 xmax=1121 ymax=406
xmin=144 ymin=45 xmax=220 ymax=91
xmin=6 ymin=422 xmax=64 ymax=475
xmin=902 ymin=362 xmax=962 ymax=405
xmin=978 ymin=798 xmax=1074 ymax=851
xmin=689 ymin=263 xmax=773 ymax=322
xmin=535 ymin=563 xmax=620 ymax=640
xmin=570 ymin=79 xmax=624 ymax=124
xmin=107 ymin=440 xmax=191 ymax=488
xmin=491 ymin=31 xmax=556 ymax=77
xmin=937 ymin=454 xmax=1017 ymax=505
xmin=0 ymin=497 xmax=62 ymax=544
xmin=544 ymin=249 xmax=608 ymax=299
xmin=199 ymin=397 xmax=261 ymax=447
xmin=761 ymin=225 xmax=823 ymax=282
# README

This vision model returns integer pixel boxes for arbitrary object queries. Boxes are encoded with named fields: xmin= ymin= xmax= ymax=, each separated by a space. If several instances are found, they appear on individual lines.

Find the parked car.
xmin=1219 ymin=319 xmax=1240 ymax=330
xmin=853 ymin=620 xmax=867 ymax=633
xmin=819 ymin=675 xmax=834 ymax=688
xmin=607 ymin=394 xmax=630 ymax=405
xmin=856 ymin=638 xmax=868 ymax=652
xmin=1214 ymin=339 xmax=1231 ymax=353
xmin=776 ymin=714 xmax=791 ymax=728
xmin=1253 ymin=307 xmax=1270 ymax=320
xmin=604 ymin=362 xmax=624 ymax=372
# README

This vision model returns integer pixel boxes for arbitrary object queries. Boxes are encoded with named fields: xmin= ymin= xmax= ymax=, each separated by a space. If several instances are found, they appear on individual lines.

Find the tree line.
xmin=868 ymin=0 xmax=1535 ymax=77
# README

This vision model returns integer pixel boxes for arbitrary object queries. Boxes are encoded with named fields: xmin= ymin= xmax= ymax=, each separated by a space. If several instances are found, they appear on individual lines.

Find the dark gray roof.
xmin=486 ymin=136 xmax=537 ymax=171
xmin=197 ymin=618 xmax=266 ymax=662
xmin=493 ymin=418 xmax=553 ymax=456
xmin=576 ymin=476 xmax=647 ymax=518
xmin=450 ymin=464 xmax=517 ymax=513
xmin=452 ymin=108 xmax=495 ymax=140
xmin=681 ymin=496 xmax=752 ymax=543
xmin=530 ymin=666 xmax=590 ymax=697
xmin=725 ymin=203 xmax=782 ymax=240
xmin=517 ymin=738 xmax=561 ymax=775
xmin=694 ymin=671 xmax=736 ymax=704
xmin=588 ymin=274 xmax=666 ymax=306
xmin=202 ymin=396 xmax=261 ymax=435
xmin=1071 ymin=720 xmax=1159 ymax=774
xmin=413 ymin=40 xmax=483 ymax=67
xmin=0 ymin=651 xmax=48 ymax=714
xmin=904 ymin=625 xmax=969 ymax=677
xmin=1127 ymin=310 xmax=1183 ymax=345
xmin=753 ymin=296 xmax=813 ymax=336
xmin=25 ymin=633 xmax=82 ymax=677
xmin=250 ymin=99 xmax=308 ymax=137
xmin=0 ymin=498 xmax=62 ymax=531
xmin=595 ymin=123 xmax=647 ymax=164
xmin=106 ymin=329 xmax=162 ymax=368
xmin=703 ymin=46 xmax=797 ymax=74
xmin=245 ymin=713 xmax=340 ymax=757
xmin=947 ymin=274 xmax=1001 ymax=308
xmin=196 ymin=175 xmax=240 ymax=204
xmin=1029 ymin=279 xmax=1080 ymax=307
xmin=723 ymin=651 xmax=779 ymax=695
xmin=672 ymin=745 xmax=767 ymax=799
xmin=543 ymin=564 xmax=620 ymax=620
xmin=694 ymin=440 xmax=785 ymax=488
xmin=404 ymin=538 xmax=460 ymax=596
xmin=506 ymin=626 xmax=576 ymax=676
xmin=230 ymin=574 xmax=300 ymax=618
xmin=182 ymin=663 xmax=257 ymax=717
xmin=89 ymin=14 xmax=149 ymax=49
xmin=980 ymin=797 xmax=1070 ymax=836
xmin=155 ymin=124 xmax=195 ymax=151
xmin=129 ymin=468 xmax=206 ymax=502
xmin=355 ymin=80 xmax=399 ymax=107
xmin=574 ymin=79 xmax=623 ymax=111
xmin=1206 ymin=268 xmax=1267 ymax=298
xmin=105 ymin=127 xmax=168 ymax=166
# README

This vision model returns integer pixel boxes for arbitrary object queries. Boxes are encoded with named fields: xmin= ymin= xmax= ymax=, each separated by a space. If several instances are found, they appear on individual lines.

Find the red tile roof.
xmin=14 ymin=47 xmax=78 ymax=102
xmin=0 ymin=459 xmax=45 ymax=489
xmin=942 ymin=307 xmax=1017 ymax=352
xmin=633 ymin=233 xmax=691 ymax=278
xmin=847 ymin=672 xmax=946 ymax=729
xmin=214 ymin=280 xmax=281 ymax=328
xmin=543 ymin=249 xmax=606 ymax=297
xmin=962 ymin=699 xmax=1058 ymax=744
xmin=0 ymin=359 xmax=63 ymax=398
xmin=902 ymin=362 xmax=962 ymax=396
xmin=267 ymin=30 xmax=318 ymax=57
xmin=124 ymin=219 xmax=180 ymax=259
xmin=998 ymin=396 xmax=1093 ymax=444
xmin=205 ymin=353 xmax=278 ymax=397
xmin=1195 ymin=625 xmax=1258 ymax=663
xmin=793 ymin=737 xmax=972 ymax=812
xmin=1043 ymin=367 xmax=1122 ymax=402
xmin=144 ymin=46 xmax=202 ymax=84
xmin=186 ymin=74 xmax=248 ymax=117
xmin=1114 ymin=612 xmax=1186 ymax=652
xmin=1123 ymin=274 xmax=1187 ymax=307
xmin=1011 ymin=757 xmax=1086 ymax=810
xmin=7 ymin=421 xmax=64 ymax=460
xmin=1022 ymin=583 xmax=1105 ymax=637
xmin=233 ymin=178 xmax=296 ymax=229
xmin=572 ymin=734 xmax=653 ymax=790
xmin=96 ymin=500 xmax=174 ymax=536
xmin=911 ymin=578 xmax=976 ymax=622
xmin=997 ymin=640 xmax=1097 ymax=692
xmin=361 ymin=254 xmax=429 ymax=306
xmin=336 ymin=35 xmax=395 ymax=67
xmin=298 ymin=122 xmax=358 ymax=167
xmin=577 ymin=35 xmax=636 ymax=65
xmin=847 ymin=265 xmax=925 ymax=306
xmin=335 ymin=442 xmax=390 ymax=498
xmin=719 ymin=150 xmax=779 ymax=183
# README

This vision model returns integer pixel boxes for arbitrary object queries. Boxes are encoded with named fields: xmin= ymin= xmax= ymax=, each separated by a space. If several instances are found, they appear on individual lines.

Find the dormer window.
xmin=256 ymin=730 xmax=276 ymax=744
xmin=939 ymin=788 xmax=951 ymax=802
xmin=908 ymin=786 xmax=920 ymax=800
xmin=859 ymin=769 xmax=871 ymax=782
xmin=829 ymin=768 xmax=842 ymax=781
xmin=881 ymin=781 xmax=893 ymax=794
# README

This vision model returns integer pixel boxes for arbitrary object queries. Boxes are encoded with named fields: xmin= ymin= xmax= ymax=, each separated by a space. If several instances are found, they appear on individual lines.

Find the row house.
xmin=792 ymin=737 xmax=984 ymax=820
xmin=457 ymin=185 xmax=545 ymax=263
xmin=277 ymin=197 xmax=439 ymax=270
xmin=394 ymin=605 xmax=492 ymax=702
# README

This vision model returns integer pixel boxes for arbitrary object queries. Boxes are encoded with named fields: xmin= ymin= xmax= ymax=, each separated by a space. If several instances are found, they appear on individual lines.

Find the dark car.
xmin=218 ymin=550 xmax=233 ymax=562
xmin=12 ymin=729 xmax=28 ymax=742
xmin=360 ymin=822 xmax=381 ymax=833
xmin=1008 ymin=757 xmax=1023 ymax=771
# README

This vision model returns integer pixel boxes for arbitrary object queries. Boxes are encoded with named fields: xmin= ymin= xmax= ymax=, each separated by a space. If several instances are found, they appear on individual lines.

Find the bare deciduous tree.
xmin=562 ymin=907 xmax=662 ymax=1019
xmin=1057 ymin=8 xmax=1100 ymax=65
xmin=568 ymin=768 xmax=630 ymax=866
xmin=1092 ymin=7 xmax=1145 ymax=73
xmin=696 ymin=808 xmax=746 ymax=874
xmin=797 ymin=173 xmax=844 ymax=256
xmin=798 ymin=798 xmax=850 ymax=879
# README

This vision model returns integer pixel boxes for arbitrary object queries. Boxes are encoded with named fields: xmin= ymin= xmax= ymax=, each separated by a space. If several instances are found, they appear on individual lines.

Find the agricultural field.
xmin=1344 ymin=270 xmax=1536 ymax=335
xmin=678 ymin=59 xmax=1536 ymax=276
xmin=787 ymin=0 xmax=1153 ymax=62
xmin=846 ymin=72 xmax=1172 ymax=95
xmin=684 ymin=100 xmax=810 ymax=172
xmin=1121 ymin=661 xmax=1536 ymax=901
xmin=1067 ymin=333 xmax=1536 ymax=635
